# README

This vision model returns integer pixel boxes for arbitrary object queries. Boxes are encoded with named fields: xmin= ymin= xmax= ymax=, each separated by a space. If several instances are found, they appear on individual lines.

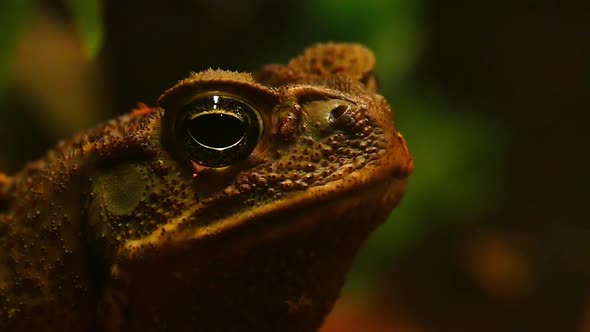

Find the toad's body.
xmin=0 ymin=43 xmax=412 ymax=332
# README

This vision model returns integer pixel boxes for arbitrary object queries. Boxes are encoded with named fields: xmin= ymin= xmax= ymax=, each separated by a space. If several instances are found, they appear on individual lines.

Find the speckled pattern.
xmin=0 ymin=43 xmax=413 ymax=332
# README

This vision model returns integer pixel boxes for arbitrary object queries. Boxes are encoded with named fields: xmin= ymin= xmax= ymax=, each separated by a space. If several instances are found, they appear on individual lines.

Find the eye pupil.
xmin=187 ymin=113 xmax=246 ymax=149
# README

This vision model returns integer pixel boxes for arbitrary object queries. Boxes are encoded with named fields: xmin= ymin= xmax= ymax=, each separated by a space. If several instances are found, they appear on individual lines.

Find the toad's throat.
xmin=119 ymin=158 xmax=407 ymax=260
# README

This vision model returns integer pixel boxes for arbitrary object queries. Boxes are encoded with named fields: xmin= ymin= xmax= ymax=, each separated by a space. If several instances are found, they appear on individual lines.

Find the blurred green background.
xmin=1 ymin=0 xmax=588 ymax=331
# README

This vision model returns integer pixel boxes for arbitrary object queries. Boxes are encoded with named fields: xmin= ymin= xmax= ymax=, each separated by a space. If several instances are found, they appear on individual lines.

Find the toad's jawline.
xmin=120 ymin=139 xmax=412 ymax=261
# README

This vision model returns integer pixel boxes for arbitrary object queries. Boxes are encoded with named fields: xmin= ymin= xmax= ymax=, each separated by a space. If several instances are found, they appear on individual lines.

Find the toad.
xmin=0 ymin=43 xmax=413 ymax=332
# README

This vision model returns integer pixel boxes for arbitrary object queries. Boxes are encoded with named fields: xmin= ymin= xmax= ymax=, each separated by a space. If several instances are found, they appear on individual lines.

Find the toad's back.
xmin=0 ymin=43 xmax=412 ymax=332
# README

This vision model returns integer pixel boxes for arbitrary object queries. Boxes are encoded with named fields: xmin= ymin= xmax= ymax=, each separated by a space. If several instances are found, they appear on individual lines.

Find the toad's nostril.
xmin=328 ymin=105 xmax=350 ymax=123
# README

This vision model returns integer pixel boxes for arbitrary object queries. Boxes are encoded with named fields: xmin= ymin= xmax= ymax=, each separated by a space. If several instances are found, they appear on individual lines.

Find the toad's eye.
xmin=175 ymin=94 xmax=262 ymax=167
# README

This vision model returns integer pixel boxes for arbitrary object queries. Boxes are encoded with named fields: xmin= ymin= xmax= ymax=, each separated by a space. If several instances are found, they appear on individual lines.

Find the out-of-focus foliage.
xmin=0 ymin=1 xmax=102 ymax=90
xmin=1 ymin=2 xmax=107 ymax=170
xmin=68 ymin=0 xmax=103 ymax=58
xmin=0 ymin=2 xmax=32 ymax=90
xmin=303 ymin=0 xmax=421 ymax=91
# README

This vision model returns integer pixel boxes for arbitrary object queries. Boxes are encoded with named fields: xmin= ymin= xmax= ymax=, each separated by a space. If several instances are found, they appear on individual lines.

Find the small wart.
xmin=0 ymin=42 xmax=412 ymax=332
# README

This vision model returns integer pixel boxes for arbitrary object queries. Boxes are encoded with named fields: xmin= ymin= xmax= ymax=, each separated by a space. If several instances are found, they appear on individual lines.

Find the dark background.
xmin=1 ymin=0 xmax=589 ymax=331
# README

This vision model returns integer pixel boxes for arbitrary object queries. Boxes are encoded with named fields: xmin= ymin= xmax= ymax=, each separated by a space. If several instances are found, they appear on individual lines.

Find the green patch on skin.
xmin=95 ymin=164 xmax=147 ymax=216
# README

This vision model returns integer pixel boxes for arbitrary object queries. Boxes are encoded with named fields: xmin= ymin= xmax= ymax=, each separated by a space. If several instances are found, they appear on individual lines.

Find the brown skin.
xmin=0 ymin=43 xmax=413 ymax=332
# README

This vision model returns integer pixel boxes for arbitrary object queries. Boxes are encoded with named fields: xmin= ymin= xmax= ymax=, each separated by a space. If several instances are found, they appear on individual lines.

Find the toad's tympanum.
xmin=0 ymin=43 xmax=412 ymax=332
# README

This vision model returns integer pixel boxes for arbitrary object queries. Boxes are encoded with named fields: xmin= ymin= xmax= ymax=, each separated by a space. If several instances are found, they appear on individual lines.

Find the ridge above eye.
xmin=174 ymin=93 xmax=263 ymax=168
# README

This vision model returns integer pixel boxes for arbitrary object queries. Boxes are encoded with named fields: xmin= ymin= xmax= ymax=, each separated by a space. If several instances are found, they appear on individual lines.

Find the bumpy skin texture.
xmin=0 ymin=43 xmax=413 ymax=332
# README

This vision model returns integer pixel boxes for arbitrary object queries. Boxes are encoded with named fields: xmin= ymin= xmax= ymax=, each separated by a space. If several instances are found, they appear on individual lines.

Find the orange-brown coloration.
xmin=0 ymin=43 xmax=412 ymax=332
xmin=131 ymin=102 xmax=156 ymax=117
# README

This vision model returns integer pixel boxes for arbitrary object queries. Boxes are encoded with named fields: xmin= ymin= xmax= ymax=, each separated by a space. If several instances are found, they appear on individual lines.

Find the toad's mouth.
xmin=119 ymin=145 xmax=412 ymax=261
xmin=208 ymin=166 xmax=410 ymax=253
